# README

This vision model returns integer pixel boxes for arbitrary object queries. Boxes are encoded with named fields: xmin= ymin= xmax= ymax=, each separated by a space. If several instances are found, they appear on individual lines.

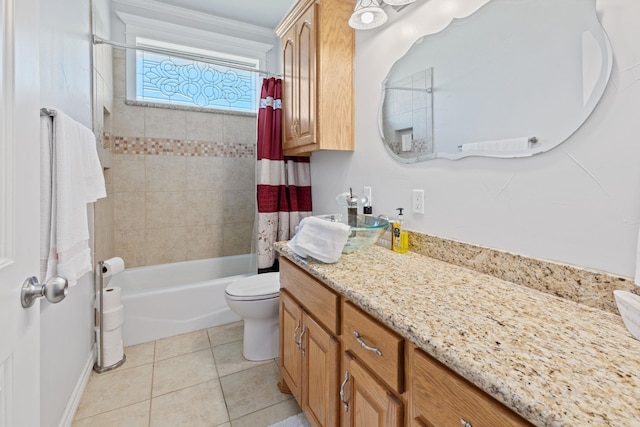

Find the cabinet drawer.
xmin=280 ymin=258 xmax=340 ymax=335
xmin=342 ymin=301 xmax=404 ymax=393
xmin=411 ymin=348 xmax=532 ymax=427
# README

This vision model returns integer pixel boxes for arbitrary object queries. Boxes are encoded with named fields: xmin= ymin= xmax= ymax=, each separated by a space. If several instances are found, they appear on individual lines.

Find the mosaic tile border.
xmin=112 ymin=136 xmax=255 ymax=158
xmin=404 ymin=231 xmax=637 ymax=314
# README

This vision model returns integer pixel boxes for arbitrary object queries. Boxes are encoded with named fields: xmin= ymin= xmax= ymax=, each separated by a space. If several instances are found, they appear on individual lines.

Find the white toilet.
xmin=224 ymin=272 xmax=280 ymax=361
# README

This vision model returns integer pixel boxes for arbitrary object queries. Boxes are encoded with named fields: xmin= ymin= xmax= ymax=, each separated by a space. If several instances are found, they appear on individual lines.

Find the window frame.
xmin=117 ymin=12 xmax=274 ymax=113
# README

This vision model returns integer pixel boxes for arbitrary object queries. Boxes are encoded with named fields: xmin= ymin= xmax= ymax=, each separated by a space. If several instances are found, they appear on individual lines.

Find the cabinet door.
xmin=341 ymin=352 xmax=404 ymax=427
xmin=301 ymin=312 xmax=340 ymax=427
xmin=293 ymin=5 xmax=316 ymax=149
xmin=282 ymin=27 xmax=296 ymax=149
xmin=280 ymin=291 xmax=303 ymax=402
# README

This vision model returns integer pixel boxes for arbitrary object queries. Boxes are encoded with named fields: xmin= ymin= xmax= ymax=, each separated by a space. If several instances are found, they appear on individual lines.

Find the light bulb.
xmin=361 ymin=11 xmax=374 ymax=24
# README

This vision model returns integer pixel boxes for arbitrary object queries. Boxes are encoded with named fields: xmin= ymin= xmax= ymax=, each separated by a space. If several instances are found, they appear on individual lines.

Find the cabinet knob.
xmin=460 ymin=418 xmax=472 ymax=427
xmin=298 ymin=326 xmax=307 ymax=356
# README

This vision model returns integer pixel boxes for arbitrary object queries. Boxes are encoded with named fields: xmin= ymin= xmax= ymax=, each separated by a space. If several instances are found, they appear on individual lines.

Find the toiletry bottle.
xmin=392 ymin=208 xmax=408 ymax=254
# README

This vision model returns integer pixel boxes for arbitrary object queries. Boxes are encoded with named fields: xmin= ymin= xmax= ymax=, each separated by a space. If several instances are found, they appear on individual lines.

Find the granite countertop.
xmin=274 ymin=242 xmax=640 ymax=427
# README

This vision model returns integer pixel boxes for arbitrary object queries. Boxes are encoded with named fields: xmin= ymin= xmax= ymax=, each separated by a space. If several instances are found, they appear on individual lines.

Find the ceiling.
xmin=150 ymin=0 xmax=299 ymax=30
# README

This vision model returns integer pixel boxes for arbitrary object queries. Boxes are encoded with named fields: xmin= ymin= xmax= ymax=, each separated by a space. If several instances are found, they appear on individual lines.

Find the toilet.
xmin=224 ymin=272 xmax=280 ymax=361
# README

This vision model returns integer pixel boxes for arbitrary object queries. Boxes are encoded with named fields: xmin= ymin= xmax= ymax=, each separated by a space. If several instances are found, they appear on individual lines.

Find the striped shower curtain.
xmin=256 ymin=77 xmax=312 ymax=271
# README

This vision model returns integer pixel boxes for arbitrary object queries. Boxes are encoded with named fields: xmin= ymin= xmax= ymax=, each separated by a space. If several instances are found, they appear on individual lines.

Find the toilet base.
xmin=243 ymin=317 xmax=279 ymax=361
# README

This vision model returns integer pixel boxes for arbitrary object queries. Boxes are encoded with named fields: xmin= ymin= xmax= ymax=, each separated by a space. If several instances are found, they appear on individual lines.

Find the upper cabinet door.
xmin=282 ymin=31 xmax=297 ymax=149
xmin=294 ymin=6 xmax=316 ymax=150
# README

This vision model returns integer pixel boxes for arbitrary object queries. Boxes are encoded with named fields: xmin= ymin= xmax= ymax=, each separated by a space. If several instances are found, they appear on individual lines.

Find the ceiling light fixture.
xmin=348 ymin=0 xmax=388 ymax=30
xmin=349 ymin=0 xmax=416 ymax=30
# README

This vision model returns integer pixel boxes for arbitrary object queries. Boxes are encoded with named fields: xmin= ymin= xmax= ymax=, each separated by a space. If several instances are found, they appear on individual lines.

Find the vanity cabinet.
xmin=275 ymin=0 xmax=354 ymax=155
xmin=409 ymin=347 xmax=533 ymax=427
xmin=279 ymin=258 xmax=340 ymax=427
xmin=278 ymin=256 xmax=531 ymax=427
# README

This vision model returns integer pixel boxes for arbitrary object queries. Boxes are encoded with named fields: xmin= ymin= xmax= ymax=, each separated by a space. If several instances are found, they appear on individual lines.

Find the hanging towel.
xmin=287 ymin=216 xmax=351 ymax=263
xmin=40 ymin=109 xmax=106 ymax=286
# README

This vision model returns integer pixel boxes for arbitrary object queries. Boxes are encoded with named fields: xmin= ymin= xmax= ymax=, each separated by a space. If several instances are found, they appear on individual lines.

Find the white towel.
xmin=40 ymin=109 xmax=107 ymax=286
xmin=287 ymin=216 xmax=351 ymax=263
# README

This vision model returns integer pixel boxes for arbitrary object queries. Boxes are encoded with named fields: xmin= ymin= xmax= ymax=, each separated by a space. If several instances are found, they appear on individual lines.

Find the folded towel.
xmin=40 ymin=109 xmax=107 ymax=286
xmin=287 ymin=216 xmax=351 ymax=263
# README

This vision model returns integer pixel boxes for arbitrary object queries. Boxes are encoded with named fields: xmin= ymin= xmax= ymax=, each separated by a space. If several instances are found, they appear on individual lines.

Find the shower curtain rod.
xmin=92 ymin=35 xmax=281 ymax=78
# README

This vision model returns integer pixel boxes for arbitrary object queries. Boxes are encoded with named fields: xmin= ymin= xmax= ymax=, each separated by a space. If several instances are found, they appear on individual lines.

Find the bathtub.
xmin=108 ymin=255 xmax=256 ymax=346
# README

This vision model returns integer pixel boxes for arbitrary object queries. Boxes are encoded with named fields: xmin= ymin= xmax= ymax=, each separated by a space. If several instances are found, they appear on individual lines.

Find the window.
xmin=135 ymin=38 xmax=258 ymax=113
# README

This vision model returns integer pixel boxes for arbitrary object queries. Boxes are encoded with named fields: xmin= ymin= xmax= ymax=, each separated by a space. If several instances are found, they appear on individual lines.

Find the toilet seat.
xmin=225 ymin=273 xmax=280 ymax=301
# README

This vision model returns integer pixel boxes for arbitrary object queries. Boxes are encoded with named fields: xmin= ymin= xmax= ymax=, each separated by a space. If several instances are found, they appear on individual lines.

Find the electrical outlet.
xmin=412 ymin=189 xmax=425 ymax=214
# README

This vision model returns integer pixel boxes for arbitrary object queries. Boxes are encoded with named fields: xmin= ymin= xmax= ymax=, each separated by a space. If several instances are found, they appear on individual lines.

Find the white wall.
xmin=310 ymin=0 xmax=640 ymax=278
xmin=39 ymin=0 xmax=96 ymax=425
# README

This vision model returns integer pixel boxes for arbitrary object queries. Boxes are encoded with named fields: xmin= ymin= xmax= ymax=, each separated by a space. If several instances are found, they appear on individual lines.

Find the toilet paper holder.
xmin=94 ymin=260 xmax=126 ymax=373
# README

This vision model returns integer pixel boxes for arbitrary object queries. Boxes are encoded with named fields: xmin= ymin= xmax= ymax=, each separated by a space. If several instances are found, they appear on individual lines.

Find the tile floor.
xmin=73 ymin=321 xmax=302 ymax=427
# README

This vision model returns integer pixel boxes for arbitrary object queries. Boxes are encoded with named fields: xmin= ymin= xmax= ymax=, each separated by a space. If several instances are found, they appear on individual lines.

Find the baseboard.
xmin=58 ymin=344 xmax=96 ymax=427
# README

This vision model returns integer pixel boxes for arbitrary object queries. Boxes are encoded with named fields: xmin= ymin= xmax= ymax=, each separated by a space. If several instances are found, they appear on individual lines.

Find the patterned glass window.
xmin=135 ymin=39 xmax=258 ymax=113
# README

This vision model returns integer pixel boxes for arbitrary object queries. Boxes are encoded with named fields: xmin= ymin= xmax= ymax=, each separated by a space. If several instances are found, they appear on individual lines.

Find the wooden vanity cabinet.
xmin=275 ymin=0 xmax=354 ymax=155
xmin=409 ymin=347 xmax=533 ymax=427
xmin=279 ymin=257 xmax=533 ymax=427
xmin=279 ymin=259 xmax=340 ymax=427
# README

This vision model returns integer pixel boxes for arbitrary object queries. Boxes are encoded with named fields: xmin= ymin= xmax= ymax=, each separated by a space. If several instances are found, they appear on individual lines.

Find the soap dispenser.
xmin=392 ymin=208 xmax=408 ymax=254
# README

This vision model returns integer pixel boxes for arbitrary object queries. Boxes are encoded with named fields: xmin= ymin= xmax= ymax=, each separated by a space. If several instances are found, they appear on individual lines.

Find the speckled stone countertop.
xmin=274 ymin=242 xmax=640 ymax=427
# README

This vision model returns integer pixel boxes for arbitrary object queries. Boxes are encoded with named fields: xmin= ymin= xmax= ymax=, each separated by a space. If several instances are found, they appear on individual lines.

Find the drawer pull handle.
xmin=460 ymin=418 xmax=472 ymax=427
xmin=353 ymin=330 xmax=383 ymax=356
xmin=340 ymin=370 xmax=349 ymax=412
xmin=293 ymin=320 xmax=301 ymax=350
xmin=299 ymin=326 xmax=307 ymax=356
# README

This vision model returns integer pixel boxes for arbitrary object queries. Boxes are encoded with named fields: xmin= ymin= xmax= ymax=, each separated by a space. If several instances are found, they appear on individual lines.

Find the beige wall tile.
xmin=222 ymin=158 xmax=255 ymax=191
xmin=115 ymin=229 xmax=146 ymax=268
xmin=144 ymin=227 xmax=187 ymax=265
xmin=113 ymin=98 xmax=145 ymax=137
xmin=224 ymin=115 xmax=257 ymax=145
xmin=112 ymin=55 xmax=125 ymax=99
xmin=186 ymin=111 xmax=224 ymax=142
xmin=186 ymin=156 xmax=224 ymax=191
xmin=222 ymin=221 xmax=253 ymax=256
xmin=146 ymin=155 xmax=187 ymax=192
xmin=145 ymin=107 xmax=186 ymax=140
xmin=146 ymin=192 xmax=188 ymax=228
xmin=113 ymin=154 xmax=145 ymax=193
xmin=223 ymin=189 xmax=255 ymax=224
xmin=114 ymin=192 xmax=145 ymax=230
xmin=186 ymin=191 xmax=224 ymax=226
xmin=186 ymin=225 xmax=224 ymax=260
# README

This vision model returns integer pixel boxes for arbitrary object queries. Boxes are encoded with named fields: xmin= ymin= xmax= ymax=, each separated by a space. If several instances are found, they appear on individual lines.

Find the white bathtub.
xmin=109 ymin=255 xmax=256 ymax=346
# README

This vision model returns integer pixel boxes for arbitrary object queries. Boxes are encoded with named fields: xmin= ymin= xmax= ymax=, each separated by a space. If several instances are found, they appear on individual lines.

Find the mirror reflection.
xmin=379 ymin=0 xmax=612 ymax=162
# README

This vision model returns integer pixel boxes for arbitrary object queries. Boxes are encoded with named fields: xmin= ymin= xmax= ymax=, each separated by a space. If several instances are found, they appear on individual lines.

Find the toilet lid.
xmin=225 ymin=272 xmax=280 ymax=299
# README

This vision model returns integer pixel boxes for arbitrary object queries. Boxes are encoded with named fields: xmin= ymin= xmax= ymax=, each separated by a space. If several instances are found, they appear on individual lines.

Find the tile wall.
xmin=101 ymin=50 xmax=258 ymax=268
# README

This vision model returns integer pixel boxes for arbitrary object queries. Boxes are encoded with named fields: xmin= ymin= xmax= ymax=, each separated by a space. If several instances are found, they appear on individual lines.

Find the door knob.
xmin=21 ymin=275 xmax=68 ymax=308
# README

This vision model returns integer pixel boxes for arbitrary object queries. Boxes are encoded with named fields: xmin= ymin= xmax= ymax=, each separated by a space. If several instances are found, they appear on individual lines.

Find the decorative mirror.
xmin=379 ymin=0 xmax=612 ymax=162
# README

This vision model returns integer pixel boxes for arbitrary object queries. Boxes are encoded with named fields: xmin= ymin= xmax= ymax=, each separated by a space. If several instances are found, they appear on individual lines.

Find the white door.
xmin=0 ymin=0 xmax=41 ymax=426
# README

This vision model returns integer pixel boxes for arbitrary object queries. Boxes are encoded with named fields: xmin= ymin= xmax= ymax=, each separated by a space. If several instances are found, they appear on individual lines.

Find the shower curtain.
xmin=256 ymin=77 xmax=312 ymax=271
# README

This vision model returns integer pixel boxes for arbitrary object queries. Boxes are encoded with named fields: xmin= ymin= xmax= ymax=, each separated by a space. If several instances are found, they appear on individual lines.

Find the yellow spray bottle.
xmin=392 ymin=208 xmax=408 ymax=254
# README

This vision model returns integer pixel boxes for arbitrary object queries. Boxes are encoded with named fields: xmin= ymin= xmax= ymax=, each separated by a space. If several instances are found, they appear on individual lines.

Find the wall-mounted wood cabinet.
xmin=276 ymin=0 xmax=354 ymax=155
